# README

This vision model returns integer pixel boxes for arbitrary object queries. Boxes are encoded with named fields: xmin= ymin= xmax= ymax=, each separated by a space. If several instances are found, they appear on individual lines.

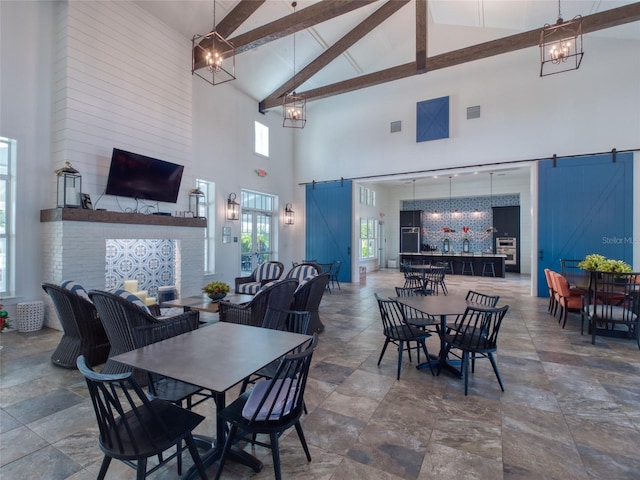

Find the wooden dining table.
xmin=111 ymin=321 xmax=311 ymax=480
xmin=395 ymin=295 xmax=486 ymax=375
xmin=161 ymin=293 xmax=254 ymax=313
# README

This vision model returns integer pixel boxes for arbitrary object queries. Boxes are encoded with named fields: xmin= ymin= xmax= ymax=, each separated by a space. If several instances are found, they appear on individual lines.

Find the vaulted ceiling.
xmin=135 ymin=1 xmax=640 ymax=111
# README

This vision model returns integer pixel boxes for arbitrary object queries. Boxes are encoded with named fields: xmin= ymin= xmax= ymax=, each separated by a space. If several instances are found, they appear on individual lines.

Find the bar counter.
xmin=399 ymin=252 xmax=507 ymax=278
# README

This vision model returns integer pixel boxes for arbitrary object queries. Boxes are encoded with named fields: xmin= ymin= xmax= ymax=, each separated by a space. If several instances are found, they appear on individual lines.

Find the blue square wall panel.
xmin=416 ymin=96 xmax=449 ymax=142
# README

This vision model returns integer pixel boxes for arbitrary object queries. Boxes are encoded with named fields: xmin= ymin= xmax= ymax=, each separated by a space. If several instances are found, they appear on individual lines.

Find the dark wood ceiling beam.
xmin=215 ymin=0 xmax=266 ymax=38
xmin=230 ymin=0 xmax=377 ymax=53
xmin=259 ymin=0 xmax=409 ymax=112
xmin=195 ymin=0 xmax=376 ymax=70
xmin=273 ymin=3 xmax=640 ymax=108
xmin=416 ymin=0 xmax=427 ymax=73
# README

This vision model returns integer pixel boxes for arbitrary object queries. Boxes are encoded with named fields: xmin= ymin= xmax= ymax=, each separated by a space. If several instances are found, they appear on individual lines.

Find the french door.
xmin=240 ymin=211 xmax=274 ymax=275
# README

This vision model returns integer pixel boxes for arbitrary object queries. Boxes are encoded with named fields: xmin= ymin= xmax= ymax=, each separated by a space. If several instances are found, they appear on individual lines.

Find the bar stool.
xmin=461 ymin=255 xmax=474 ymax=276
xmin=481 ymin=255 xmax=496 ymax=277
xmin=445 ymin=260 xmax=454 ymax=275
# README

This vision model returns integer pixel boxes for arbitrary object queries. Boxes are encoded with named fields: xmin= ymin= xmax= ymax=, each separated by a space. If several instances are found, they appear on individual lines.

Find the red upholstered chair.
xmin=553 ymin=272 xmax=583 ymax=328
xmin=543 ymin=269 xmax=556 ymax=316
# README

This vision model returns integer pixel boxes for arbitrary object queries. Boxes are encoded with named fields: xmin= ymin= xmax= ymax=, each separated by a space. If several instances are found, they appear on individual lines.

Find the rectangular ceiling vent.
xmin=467 ymin=105 xmax=480 ymax=120
xmin=390 ymin=121 xmax=402 ymax=133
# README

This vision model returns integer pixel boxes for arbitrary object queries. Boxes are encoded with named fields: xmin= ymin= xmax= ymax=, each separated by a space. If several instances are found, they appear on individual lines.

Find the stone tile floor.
xmin=1 ymin=270 xmax=640 ymax=479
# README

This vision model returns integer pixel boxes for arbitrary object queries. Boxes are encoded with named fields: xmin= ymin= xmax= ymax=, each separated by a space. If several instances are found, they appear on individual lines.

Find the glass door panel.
xmin=240 ymin=211 xmax=274 ymax=275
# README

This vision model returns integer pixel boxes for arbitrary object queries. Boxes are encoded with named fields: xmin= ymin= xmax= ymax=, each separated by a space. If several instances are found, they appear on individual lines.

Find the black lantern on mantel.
xmin=188 ymin=187 xmax=205 ymax=218
xmin=55 ymin=161 xmax=81 ymax=208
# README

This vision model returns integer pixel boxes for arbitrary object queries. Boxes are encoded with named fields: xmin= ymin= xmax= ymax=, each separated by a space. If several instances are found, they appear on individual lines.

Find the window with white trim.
xmin=255 ymin=121 xmax=269 ymax=157
xmin=196 ymin=179 xmax=216 ymax=274
xmin=0 ymin=138 xmax=15 ymax=295
xmin=360 ymin=217 xmax=377 ymax=259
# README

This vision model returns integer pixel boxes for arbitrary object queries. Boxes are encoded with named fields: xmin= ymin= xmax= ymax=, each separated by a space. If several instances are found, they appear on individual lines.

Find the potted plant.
xmin=0 ymin=304 xmax=11 ymax=332
xmin=202 ymin=281 xmax=230 ymax=301
xmin=578 ymin=254 xmax=632 ymax=273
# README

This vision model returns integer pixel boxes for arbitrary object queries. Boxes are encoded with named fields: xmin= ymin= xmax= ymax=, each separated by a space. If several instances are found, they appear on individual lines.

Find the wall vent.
xmin=390 ymin=120 xmax=402 ymax=133
xmin=467 ymin=105 xmax=481 ymax=119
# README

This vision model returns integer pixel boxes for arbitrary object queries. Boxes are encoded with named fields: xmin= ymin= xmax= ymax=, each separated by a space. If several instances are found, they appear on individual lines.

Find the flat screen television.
xmin=105 ymin=148 xmax=184 ymax=203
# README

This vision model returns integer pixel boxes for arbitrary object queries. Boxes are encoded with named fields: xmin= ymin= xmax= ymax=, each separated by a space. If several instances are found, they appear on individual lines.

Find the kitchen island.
xmin=399 ymin=252 xmax=507 ymax=278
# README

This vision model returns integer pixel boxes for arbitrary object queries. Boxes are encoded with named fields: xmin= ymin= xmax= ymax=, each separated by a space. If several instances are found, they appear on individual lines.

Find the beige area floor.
xmin=1 ymin=270 xmax=640 ymax=479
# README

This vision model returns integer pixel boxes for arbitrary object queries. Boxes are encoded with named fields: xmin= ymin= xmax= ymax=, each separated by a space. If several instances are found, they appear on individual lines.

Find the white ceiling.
xmin=134 ymin=0 xmax=640 ymax=102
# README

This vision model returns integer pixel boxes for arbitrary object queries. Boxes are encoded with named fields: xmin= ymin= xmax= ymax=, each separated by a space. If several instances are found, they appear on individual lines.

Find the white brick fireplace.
xmin=40 ymin=209 xmax=206 ymax=329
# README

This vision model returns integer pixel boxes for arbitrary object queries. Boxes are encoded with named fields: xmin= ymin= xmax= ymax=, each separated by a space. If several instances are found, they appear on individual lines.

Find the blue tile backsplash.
xmin=105 ymin=239 xmax=176 ymax=297
xmin=402 ymin=194 xmax=519 ymax=253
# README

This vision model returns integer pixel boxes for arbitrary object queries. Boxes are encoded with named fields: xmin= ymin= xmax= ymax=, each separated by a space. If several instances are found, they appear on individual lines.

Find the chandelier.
xmin=539 ymin=0 xmax=583 ymax=77
xmin=283 ymin=2 xmax=307 ymax=128
xmin=192 ymin=0 xmax=235 ymax=85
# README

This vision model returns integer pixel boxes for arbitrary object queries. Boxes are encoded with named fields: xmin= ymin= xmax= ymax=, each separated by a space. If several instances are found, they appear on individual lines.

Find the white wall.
xmin=1 ymin=1 xmax=56 ymax=318
xmin=297 ymin=35 xmax=639 ymax=183
xmin=191 ymin=79 xmax=298 ymax=286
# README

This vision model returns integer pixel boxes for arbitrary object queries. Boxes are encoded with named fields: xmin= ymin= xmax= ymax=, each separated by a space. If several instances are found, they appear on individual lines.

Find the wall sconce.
xmin=188 ymin=188 xmax=205 ymax=218
xmin=284 ymin=203 xmax=295 ymax=225
xmin=226 ymin=193 xmax=239 ymax=220
xmin=55 ymin=161 xmax=82 ymax=208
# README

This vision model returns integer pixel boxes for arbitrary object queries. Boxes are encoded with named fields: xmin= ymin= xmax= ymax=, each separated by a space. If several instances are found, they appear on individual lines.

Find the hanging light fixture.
xmin=192 ymin=0 xmax=235 ymax=86
xmin=539 ymin=0 xmax=583 ymax=77
xmin=486 ymin=172 xmax=498 ymax=233
xmin=283 ymin=2 xmax=306 ymax=129
xmin=226 ymin=193 xmax=239 ymax=220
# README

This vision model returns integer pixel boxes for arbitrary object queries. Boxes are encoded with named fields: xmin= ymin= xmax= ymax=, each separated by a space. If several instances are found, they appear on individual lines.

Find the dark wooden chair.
xmin=77 ymin=356 xmax=209 ymax=480
xmin=235 ymin=261 xmax=285 ymax=294
xmin=401 ymin=261 xmax=423 ymax=289
xmin=328 ymin=260 xmax=342 ymax=291
xmin=132 ymin=320 xmax=214 ymax=474
xmin=87 ymin=289 xmax=199 ymax=382
xmin=375 ymin=293 xmax=434 ymax=379
xmin=240 ymin=309 xmax=312 ymax=394
xmin=424 ymin=265 xmax=447 ymax=295
xmin=214 ymin=335 xmax=318 ymax=480
xmin=582 ymin=271 xmax=640 ymax=348
xmin=42 ymin=282 xmax=110 ymax=368
xmin=219 ymin=279 xmax=298 ymax=327
xmin=394 ymin=286 xmax=438 ymax=333
xmin=439 ymin=304 xmax=510 ymax=395
xmin=291 ymin=273 xmax=329 ymax=334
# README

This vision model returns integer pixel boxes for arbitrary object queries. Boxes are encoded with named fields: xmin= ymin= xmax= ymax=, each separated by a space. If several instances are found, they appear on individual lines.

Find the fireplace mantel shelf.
xmin=40 ymin=208 xmax=207 ymax=227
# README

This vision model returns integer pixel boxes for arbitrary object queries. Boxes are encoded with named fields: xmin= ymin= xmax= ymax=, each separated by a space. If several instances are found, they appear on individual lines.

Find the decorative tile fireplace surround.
xmin=40 ymin=209 xmax=206 ymax=330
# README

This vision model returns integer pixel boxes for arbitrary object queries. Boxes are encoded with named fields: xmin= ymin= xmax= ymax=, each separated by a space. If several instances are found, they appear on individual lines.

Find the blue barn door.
xmin=537 ymin=152 xmax=634 ymax=296
xmin=306 ymin=180 xmax=352 ymax=282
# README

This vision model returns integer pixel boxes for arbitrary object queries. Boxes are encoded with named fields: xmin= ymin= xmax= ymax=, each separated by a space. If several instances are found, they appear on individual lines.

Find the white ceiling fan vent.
xmin=467 ymin=105 xmax=481 ymax=119
xmin=390 ymin=121 xmax=402 ymax=133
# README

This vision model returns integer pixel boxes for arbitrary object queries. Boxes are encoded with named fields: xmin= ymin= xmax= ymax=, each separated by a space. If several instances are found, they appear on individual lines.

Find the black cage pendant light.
xmin=192 ymin=0 xmax=236 ymax=86
xmin=539 ymin=0 xmax=583 ymax=76
xmin=283 ymin=2 xmax=307 ymax=129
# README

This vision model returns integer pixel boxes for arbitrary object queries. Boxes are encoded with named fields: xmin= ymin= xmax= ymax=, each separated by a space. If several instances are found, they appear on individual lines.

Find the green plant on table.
xmin=577 ymin=254 xmax=632 ymax=273
xmin=202 ymin=281 xmax=230 ymax=295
